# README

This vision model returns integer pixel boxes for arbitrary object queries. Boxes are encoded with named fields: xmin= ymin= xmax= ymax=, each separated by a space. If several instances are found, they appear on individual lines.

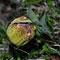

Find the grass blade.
xmin=46 ymin=0 xmax=56 ymax=14
xmin=28 ymin=7 xmax=40 ymax=25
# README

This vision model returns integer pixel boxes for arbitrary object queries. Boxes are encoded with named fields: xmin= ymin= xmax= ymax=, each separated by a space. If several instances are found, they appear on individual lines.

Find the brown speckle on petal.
xmin=30 ymin=24 xmax=34 ymax=28
xmin=20 ymin=16 xmax=28 ymax=20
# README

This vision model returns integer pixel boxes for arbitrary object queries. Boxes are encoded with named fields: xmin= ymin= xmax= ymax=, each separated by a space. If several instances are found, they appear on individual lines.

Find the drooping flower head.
xmin=7 ymin=16 xmax=36 ymax=46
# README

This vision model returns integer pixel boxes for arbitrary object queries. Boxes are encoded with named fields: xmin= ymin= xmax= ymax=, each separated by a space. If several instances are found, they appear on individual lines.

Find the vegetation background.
xmin=0 ymin=0 xmax=60 ymax=60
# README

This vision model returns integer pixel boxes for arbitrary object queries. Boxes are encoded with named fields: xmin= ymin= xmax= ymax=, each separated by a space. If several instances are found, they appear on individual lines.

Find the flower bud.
xmin=7 ymin=16 xmax=36 ymax=46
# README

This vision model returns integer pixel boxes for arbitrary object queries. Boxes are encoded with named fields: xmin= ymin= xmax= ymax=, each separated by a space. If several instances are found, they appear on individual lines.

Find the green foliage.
xmin=10 ymin=0 xmax=42 ymax=5
xmin=0 ymin=25 xmax=6 ymax=33
xmin=43 ymin=55 xmax=50 ymax=60
xmin=46 ymin=15 xmax=54 ymax=32
xmin=28 ymin=7 xmax=40 ymax=25
xmin=10 ymin=0 xmax=56 ymax=14
xmin=22 ymin=0 xmax=42 ymax=6
xmin=39 ymin=43 xmax=60 ymax=60
xmin=2 ymin=52 xmax=12 ymax=59
xmin=17 ymin=57 xmax=21 ymax=60
xmin=28 ymin=8 xmax=52 ymax=38
xmin=40 ymin=43 xmax=60 ymax=54
xmin=27 ymin=50 xmax=39 ymax=59
xmin=0 ymin=25 xmax=8 ymax=43
xmin=42 ymin=43 xmax=54 ymax=54
xmin=0 ymin=0 xmax=59 ymax=59
xmin=0 ymin=57 xmax=3 ymax=60
xmin=39 ymin=11 xmax=52 ymax=38
xmin=46 ymin=0 xmax=56 ymax=14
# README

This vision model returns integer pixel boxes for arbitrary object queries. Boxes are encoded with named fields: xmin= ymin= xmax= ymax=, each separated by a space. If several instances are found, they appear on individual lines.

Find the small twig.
xmin=14 ymin=47 xmax=30 ymax=55
xmin=9 ymin=42 xmax=30 ymax=55
xmin=49 ymin=47 xmax=60 ymax=56
xmin=52 ymin=44 xmax=60 ymax=47
xmin=47 ymin=40 xmax=56 ymax=44
xmin=45 ymin=52 xmax=55 ymax=60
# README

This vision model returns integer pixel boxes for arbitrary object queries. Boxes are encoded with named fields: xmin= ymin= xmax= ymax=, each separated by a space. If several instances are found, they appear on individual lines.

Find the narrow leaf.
xmin=28 ymin=7 xmax=40 ymax=25
xmin=17 ymin=57 xmax=21 ymax=60
xmin=39 ymin=11 xmax=52 ymax=38
xmin=0 ymin=25 xmax=6 ymax=32
xmin=39 ymin=10 xmax=46 ymax=26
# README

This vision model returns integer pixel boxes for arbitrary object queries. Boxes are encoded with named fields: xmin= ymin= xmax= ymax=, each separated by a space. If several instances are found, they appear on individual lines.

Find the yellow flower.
xmin=7 ymin=16 xmax=36 ymax=46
